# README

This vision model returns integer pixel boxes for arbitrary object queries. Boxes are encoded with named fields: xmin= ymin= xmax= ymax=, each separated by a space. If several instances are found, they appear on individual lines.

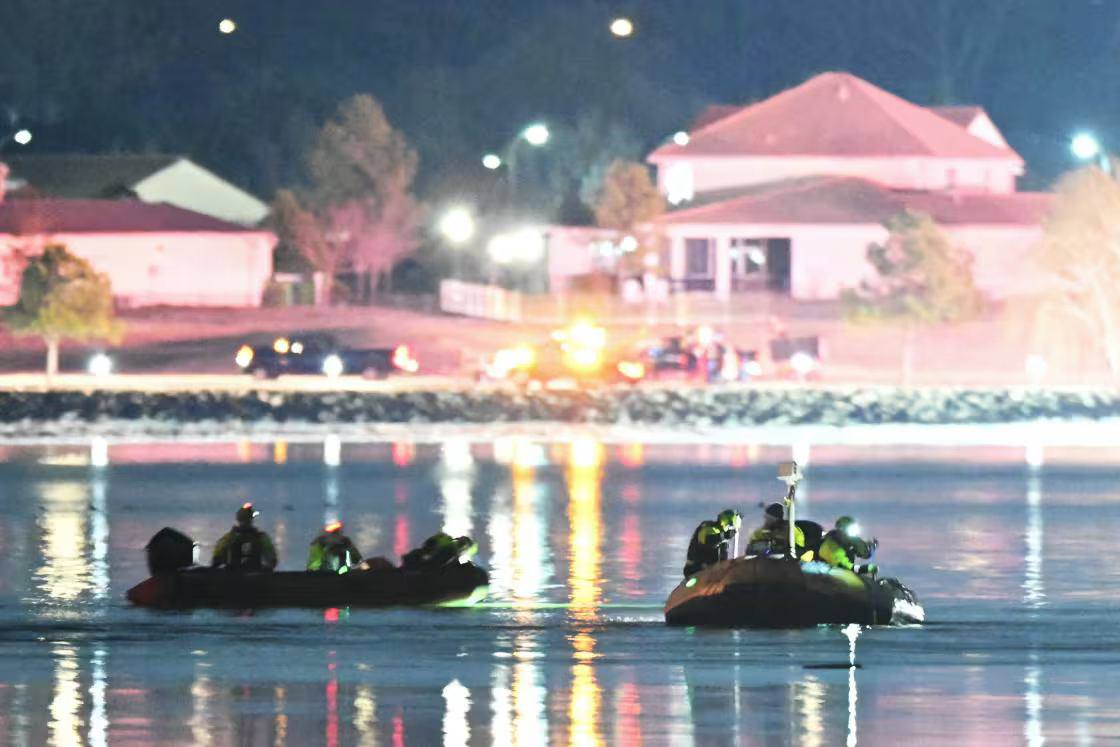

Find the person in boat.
xmin=307 ymin=520 xmax=363 ymax=574
xmin=818 ymin=516 xmax=878 ymax=575
xmin=682 ymin=509 xmax=741 ymax=577
xmin=746 ymin=503 xmax=809 ymax=559
xmin=402 ymin=533 xmax=478 ymax=570
xmin=211 ymin=503 xmax=278 ymax=571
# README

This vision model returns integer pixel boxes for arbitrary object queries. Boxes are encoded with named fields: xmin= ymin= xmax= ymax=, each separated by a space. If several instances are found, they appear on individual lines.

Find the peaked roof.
xmin=929 ymin=105 xmax=986 ymax=129
xmin=0 ymin=199 xmax=257 ymax=234
xmin=2 ymin=154 xmax=182 ymax=199
xmin=652 ymin=72 xmax=1021 ymax=161
xmin=655 ymin=176 xmax=1050 ymax=227
xmin=689 ymin=104 xmax=740 ymax=131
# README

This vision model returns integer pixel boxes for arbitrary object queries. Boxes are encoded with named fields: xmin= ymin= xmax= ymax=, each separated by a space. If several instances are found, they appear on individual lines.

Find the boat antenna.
xmin=778 ymin=461 xmax=802 ymax=560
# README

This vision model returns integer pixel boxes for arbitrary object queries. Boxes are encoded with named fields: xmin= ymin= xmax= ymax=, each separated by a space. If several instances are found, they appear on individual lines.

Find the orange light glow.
xmin=273 ymin=337 xmax=290 ymax=354
xmin=392 ymin=345 xmax=420 ymax=373
xmin=235 ymin=345 xmax=253 ymax=368
xmin=617 ymin=360 xmax=645 ymax=380
xmin=325 ymin=520 xmax=343 ymax=533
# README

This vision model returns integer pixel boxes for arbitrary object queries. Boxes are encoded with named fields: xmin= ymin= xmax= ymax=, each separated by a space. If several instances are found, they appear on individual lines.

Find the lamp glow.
xmin=482 ymin=153 xmax=502 ymax=170
xmin=522 ymin=123 xmax=550 ymax=147
xmin=219 ymin=18 xmax=237 ymax=34
xmin=1071 ymin=132 xmax=1101 ymax=161
xmin=610 ymin=17 xmax=634 ymax=37
xmin=322 ymin=354 xmax=344 ymax=378
xmin=672 ymin=130 xmax=690 ymax=146
xmin=438 ymin=207 xmax=476 ymax=245
xmin=12 ymin=129 xmax=32 ymax=146
xmin=87 ymin=353 xmax=113 ymax=377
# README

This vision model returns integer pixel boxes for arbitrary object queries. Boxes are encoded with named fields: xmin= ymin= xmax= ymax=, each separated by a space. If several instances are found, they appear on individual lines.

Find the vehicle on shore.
xmin=481 ymin=321 xmax=646 ymax=388
xmin=234 ymin=333 xmax=419 ymax=379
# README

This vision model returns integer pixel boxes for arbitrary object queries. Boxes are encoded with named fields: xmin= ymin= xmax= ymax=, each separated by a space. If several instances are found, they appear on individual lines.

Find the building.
xmin=644 ymin=71 xmax=1052 ymax=301
xmin=1 ymin=154 xmax=270 ymax=226
xmin=0 ymin=194 xmax=276 ymax=308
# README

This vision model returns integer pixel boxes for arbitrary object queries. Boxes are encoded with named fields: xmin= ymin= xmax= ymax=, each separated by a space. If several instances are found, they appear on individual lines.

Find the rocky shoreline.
xmin=1 ymin=386 xmax=1119 ymax=439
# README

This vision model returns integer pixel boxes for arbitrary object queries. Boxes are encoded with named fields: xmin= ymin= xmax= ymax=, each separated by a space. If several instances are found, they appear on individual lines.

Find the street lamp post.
xmin=437 ymin=207 xmax=476 ymax=280
xmin=1070 ymin=131 xmax=1112 ymax=175
xmin=0 ymin=128 xmax=32 ymax=150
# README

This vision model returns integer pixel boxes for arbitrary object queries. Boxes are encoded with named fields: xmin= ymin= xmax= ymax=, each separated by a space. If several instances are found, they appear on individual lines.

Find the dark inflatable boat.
xmin=127 ymin=563 xmax=490 ymax=610
xmin=126 ymin=527 xmax=489 ymax=610
xmin=663 ymin=556 xmax=923 ymax=628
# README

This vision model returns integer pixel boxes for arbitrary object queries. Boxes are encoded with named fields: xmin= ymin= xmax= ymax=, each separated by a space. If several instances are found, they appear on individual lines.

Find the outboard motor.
xmin=146 ymin=527 xmax=198 ymax=575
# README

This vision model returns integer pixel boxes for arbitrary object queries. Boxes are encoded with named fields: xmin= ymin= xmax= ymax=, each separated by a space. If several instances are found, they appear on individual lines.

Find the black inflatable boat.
xmin=663 ymin=555 xmax=923 ymax=628
xmin=127 ymin=563 xmax=490 ymax=610
xmin=126 ymin=527 xmax=489 ymax=610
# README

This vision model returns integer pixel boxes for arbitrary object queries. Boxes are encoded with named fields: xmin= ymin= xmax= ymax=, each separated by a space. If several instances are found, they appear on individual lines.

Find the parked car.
xmin=235 ymin=333 xmax=419 ymax=379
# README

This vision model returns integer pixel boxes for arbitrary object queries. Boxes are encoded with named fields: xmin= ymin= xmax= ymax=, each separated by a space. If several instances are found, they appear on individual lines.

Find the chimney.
xmin=0 ymin=162 xmax=8 ymax=203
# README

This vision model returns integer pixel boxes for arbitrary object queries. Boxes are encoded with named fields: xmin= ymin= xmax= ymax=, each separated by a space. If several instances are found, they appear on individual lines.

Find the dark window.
xmin=684 ymin=238 xmax=711 ymax=276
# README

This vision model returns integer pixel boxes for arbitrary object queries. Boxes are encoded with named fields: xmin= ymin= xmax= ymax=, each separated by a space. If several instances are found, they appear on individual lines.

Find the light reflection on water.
xmin=2 ymin=437 xmax=1120 ymax=744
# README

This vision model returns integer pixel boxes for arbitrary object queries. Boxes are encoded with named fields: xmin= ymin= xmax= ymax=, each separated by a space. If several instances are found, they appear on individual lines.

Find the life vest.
xmin=225 ymin=527 xmax=265 ymax=570
xmin=683 ymin=520 xmax=727 ymax=576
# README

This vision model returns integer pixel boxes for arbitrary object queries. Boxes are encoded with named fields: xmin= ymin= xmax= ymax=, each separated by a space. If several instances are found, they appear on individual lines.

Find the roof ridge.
xmin=847 ymin=77 xmax=1011 ymax=158
xmin=686 ymin=72 xmax=848 ymax=140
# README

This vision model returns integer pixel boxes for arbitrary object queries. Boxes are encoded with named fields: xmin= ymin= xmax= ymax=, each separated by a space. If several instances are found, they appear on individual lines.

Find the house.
xmin=642 ymin=71 xmax=1052 ymax=301
xmin=0 ymin=193 xmax=276 ymax=308
xmin=1 ymin=154 xmax=270 ymax=226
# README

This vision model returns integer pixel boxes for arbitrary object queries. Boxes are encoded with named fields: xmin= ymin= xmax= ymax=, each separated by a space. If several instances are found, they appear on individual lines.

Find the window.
xmin=684 ymin=238 xmax=711 ymax=276
xmin=730 ymin=238 xmax=766 ymax=274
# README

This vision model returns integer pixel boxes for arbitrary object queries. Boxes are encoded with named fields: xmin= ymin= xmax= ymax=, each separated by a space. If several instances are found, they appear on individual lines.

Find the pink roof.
xmin=689 ymin=104 xmax=741 ymax=131
xmin=929 ymin=105 xmax=985 ymax=129
xmin=656 ymin=177 xmax=1051 ymax=226
xmin=651 ymin=72 xmax=1021 ymax=161
xmin=0 ymin=199 xmax=254 ymax=234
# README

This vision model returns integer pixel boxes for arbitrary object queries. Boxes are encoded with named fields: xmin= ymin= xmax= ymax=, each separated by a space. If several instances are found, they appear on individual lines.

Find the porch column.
xmin=669 ymin=234 xmax=686 ymax=285
xmin=714 ymin=235 xmax=731 ymax=299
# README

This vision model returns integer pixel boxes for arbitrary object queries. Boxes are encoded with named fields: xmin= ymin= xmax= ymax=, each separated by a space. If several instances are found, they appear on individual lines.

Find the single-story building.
xmin=0 ymin=197 xmax=276 ymax=307
xmin=1 ymin=154 xmax=270 ymax=226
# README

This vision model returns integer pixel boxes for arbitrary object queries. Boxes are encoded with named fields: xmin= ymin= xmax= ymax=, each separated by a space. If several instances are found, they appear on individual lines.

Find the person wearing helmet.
xmin=402 ymin=532 xmax=479 ymax=570
xmin=746 ymin=503 xmax=807 ymax=558
xmin=307 ymin=520 xmax=364 ymax=574
xmin=211 ymin=503 xmax=278 ymax=571
xmin=818 ymin=516 xmax=878 ymax=575
xmin=682 ymin=509 xmax=741 ymax=577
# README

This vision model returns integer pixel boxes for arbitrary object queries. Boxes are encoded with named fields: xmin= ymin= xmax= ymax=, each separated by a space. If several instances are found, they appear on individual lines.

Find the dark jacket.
xmin=307 ymin=532 xmax=363 ymax=572
xmin=683 ymin=520 xmax=732 ymax=577
xmin=211 ymin=525 xmax=277 ymax=571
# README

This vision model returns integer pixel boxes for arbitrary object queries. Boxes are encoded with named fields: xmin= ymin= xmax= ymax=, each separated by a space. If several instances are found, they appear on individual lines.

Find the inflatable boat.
xmin=127 ymin=563 xmax=490 ymax=610
xmin=663 ymin=555 xmax=923 ymax=628
xmin=126 ymin=527 xmax=489 ymax=610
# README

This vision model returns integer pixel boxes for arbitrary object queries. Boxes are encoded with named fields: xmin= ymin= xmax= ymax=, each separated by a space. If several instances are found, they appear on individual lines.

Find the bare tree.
xmin=1037 ymin=167 xmax=1120 ymax=377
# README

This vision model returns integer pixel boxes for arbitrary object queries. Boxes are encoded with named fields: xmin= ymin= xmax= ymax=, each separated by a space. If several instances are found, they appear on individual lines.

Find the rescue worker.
xmin=746 ymin=503 xmax=808 ymax=558
xmin=307 ymin=520 xmax=363 ymax=574
xmin=818 ymin=516 xmax=878 ymax=575
xmin=682 ymin=509 xmax=741 ymax=577
xmin=211 ymin=503 xmax=277 ymax=571
xmin=402 ymin=533 xmax=478 ymax=570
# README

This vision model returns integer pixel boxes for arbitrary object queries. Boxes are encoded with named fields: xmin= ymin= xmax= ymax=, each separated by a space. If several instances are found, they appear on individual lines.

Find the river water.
xmin=1 ymin=435 xmax=1118 ymax=745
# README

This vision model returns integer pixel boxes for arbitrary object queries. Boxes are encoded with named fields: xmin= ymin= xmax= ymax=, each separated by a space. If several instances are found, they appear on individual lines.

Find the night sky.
xmin=1 ymin=1 xmax=1116 ymax=203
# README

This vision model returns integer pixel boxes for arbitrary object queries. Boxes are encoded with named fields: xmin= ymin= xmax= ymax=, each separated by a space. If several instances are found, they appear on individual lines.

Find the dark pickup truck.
xmin=235 ymin=333 xmax=419 ymax=379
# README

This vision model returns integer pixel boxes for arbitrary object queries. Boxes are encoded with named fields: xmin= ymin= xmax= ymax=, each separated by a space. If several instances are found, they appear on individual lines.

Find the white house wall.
xmin=655 ymin=155 xmax=1020 ymax=197
xmin=664 ymin=222 xmax=1044 ymax=302
xmin=0 ymin=231 xmax=275 ymax=307
xmin=133 ymin=160 xmax=270 ymax=226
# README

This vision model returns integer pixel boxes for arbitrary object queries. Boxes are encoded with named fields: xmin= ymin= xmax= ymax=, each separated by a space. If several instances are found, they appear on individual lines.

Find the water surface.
xmin=1 ymin=437 xmax=1118 ymax=745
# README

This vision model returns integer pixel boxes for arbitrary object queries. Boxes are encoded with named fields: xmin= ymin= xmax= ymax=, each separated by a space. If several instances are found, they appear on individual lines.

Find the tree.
xmin=844 ymin=211 xmax=985 ymax=383
xmin=593 ymin=160 xmax=666 ymax=277
xmin=3 ymin=244 xmax=122 ymax=378
xmin=275 ymin=94 xmax=422 ymax=303
xmin=1036 ymin=168 xmax=1120 ymax=377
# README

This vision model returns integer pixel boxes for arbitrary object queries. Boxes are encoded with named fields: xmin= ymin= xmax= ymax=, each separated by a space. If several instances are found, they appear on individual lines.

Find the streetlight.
xmin=1 ymin=128 xmax=32 ymax=149
xmin=482 ymin=153 xmax=502 ymax=170
xmin=438 ymin=207 xmax=476 ymax=245
xmin=672 ymin=130 xmax=690 ymax=146
xmin=610 ymin=17 xmax=634 ymax=38
xmin=522 ymin=123 xmax=550 ymax=147
xmin=1071 ymin=131 xmax=1111 ymax=173
xmin=219 ymin=18 xmax=237 ymax=34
